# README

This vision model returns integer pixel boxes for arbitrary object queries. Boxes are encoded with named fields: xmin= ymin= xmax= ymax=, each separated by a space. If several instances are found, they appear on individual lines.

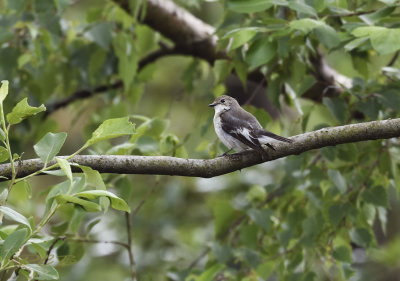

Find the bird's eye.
xmin=221 ymin=99 xmax=225 ymax=103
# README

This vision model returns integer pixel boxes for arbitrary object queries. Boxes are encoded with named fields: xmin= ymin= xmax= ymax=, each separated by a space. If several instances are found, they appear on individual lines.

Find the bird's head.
xmin=208 ymin=95 xmax=239 ymax=113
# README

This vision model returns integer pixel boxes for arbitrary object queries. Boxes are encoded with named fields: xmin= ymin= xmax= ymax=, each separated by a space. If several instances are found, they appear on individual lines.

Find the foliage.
xmin=0 ymin=0 xmax=399 ymax=280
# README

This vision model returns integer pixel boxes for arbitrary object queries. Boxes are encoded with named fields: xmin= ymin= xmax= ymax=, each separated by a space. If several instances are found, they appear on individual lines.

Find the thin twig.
xmin=44 ymin=237 xmax=66 ymax=265
xmin=243 ymin=76 xmax=266 ymax=106
xmin=67 ymin=237 xmax=130 ymax=249
xmin=125 ymin=212 xmax=137 ymax=281
xmin=386 ymin=51 xmax=399 ymax=67
xmin=131 ymin=177 xmax=160 ymax=217
xmin=327 ymin=9 xmax=379 ymax=17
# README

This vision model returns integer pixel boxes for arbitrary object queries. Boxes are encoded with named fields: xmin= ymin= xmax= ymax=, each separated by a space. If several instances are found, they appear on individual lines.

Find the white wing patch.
xmin=235 ymin=127 xmax=253 ymax=142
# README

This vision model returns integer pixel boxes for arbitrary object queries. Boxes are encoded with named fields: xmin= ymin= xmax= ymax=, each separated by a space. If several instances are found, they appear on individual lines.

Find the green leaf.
xmin=323 ymin=97 xmax=348 ymax=123
xmin=247 ymin=208 xmax=272 ymax=231
xmin=0 ymin=80 xmax=9 ymax=104
xmin=222 ymin=27 xmax=259 ymax=50
xmin=197 ymin=264 xmax=224 ymax=281
xmin=328 ymin=203 xmax=348 ymax=227
xmin=214 ymin=60 xmax=233 ymax=83
xmin=328 ymin=170 xmax=347 ymax=193
xmin=84 ymin=22 xmax=113 ymax=49
xmin=240 ymin=224 xmax=258 ymax=249
xmin=77 ymin=165 xmax=106 ymax=190
xmin=352 ymin=26 xmax=400 ymax=54
xmin=213 ymin=200 xmax=236 ymax=237
xmin=370 ymin=28 xmax=400 ymax=55
xmin=226 ymin=0 xmax=273 ymax=13
xmin=55 ymin=194 xmax=102 ymax=212
xmin=245 ymin=37 xmax=275 ymax=69
xmin=34 ymin=132 xmax=67 ymax=164
xmin=0 ymin=146 xmax=9 ymax=162
xmin=350 ymin=227 xmax=373 ymax=248
xmin=332 ymin=245 xmax=352 ymax=263
xmin=360 ymin=6 xmax=396 ymax=24
xmin=361 ymin=186 xmax=388 ymax=207
xmin=246 ymin=185 xmax=267 ymax=202
xmin=256 ymin=261 xmax=276 ymax=279
xmin=0 ymin=228 xmax=28 ymax=264
xmin=344 ymin=37 xmax=369 ymax=51
xmin=6 ymin=98 xmax=46 ymax=125
xmin=74 ymin=190 xmax=130 ymax=212
xmin=56 ymin=158 xmax=72 ymax=181
xmin=211 ymin=242 xmax=233 ymax=263
xmin=378 ymin=90 xmax=400 ymax=110
xmin=290 ymin=18 xmax=323 ymax=33
xmin=23 ymin=264 xmax=59 ymax=280
xmin=0 ymin=206 xmax=31 ymax=230
xmin=288 ymin=1 xmax=317 ymax=16
xmin=84 ymin=117 xmax=135 ymax=147
xmin=314 ymin=24 xmax=341 ymax=49
xmin=113 ymin=33 xmax=138 ymax=89
xmin=145 ymin=118 xmax=169 ymax=138
xmin=57 ymin=241 xmax=84 ymax=265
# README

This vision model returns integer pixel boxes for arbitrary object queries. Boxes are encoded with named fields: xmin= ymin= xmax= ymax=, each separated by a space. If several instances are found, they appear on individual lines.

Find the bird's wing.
xmin=257 ymin=129 xmax=293 ymax=143
xmin=220 ymin=112 xmax=270 ymax=153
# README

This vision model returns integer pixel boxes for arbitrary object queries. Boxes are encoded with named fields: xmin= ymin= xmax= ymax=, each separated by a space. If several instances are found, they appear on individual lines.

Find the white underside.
xmin=214 ymin=115 xmax=248 ymax=151
xmin=213 ymin=103 xmax=276 ymax=151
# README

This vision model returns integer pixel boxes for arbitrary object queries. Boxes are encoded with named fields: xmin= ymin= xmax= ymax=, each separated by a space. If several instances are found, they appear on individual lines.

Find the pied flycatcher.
xmin=209 ymin=95 xmax=293 ymax=157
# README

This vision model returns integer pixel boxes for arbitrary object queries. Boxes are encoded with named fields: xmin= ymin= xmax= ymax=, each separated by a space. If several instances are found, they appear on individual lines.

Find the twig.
xmin=328 ymin=9 xmax=379 ymax=18
xmin=243 ymin=76 xmax=266 ymax=106
xmin=44 ymin=237 xmax=66 ymax=265
xmin=131 ymin=177 xmax=159 ymax=217
xmin=386 ymin=51 xmax=399 ymax=67
xmin=67 ymin=237 xmax=130 ymax=249
xmin=125 ymin=212 xmax=137 ymax=281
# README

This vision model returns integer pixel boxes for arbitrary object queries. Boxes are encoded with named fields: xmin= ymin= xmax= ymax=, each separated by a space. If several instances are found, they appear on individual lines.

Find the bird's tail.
xmin=259 ymin=130 xmax=293 ymax=143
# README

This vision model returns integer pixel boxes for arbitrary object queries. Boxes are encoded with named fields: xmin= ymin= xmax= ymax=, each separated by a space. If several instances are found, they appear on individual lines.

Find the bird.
xmin=209 ymin=95 xmax=293 ymax=158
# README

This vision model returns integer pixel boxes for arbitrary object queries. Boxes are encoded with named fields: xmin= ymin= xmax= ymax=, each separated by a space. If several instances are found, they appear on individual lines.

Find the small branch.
xmin=67 ymin=237 xmax=130 ymax=249
xmin=386 ymin=51 xmax=399 ymax=67
xmin=131 ymin=177 xmax=159 ymax=217
xmin=44 ymin=81 xmax=123 ymax=117
xmin=328 ymin=9 xmax=380 ymax=18
xmin=125 ymin=212 xmax=137 ymax=281
xmin=44 ymin=237 xmax=66 ymax=265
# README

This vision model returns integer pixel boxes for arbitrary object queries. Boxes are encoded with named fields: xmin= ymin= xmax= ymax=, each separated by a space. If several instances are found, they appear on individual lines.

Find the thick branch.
xmin=46 ymin=0 xmax=350 ymax=115
xmin=1 ymin=119 xmax=399 ymax=180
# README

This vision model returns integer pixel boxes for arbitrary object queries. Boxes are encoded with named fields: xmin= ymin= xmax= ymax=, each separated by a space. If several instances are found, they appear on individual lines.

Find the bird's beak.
xmin=208 ymin=102 xmax=217 ymax=107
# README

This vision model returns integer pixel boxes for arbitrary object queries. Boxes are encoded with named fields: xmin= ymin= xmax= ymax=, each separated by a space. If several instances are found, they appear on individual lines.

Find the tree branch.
xmin=46 ymin=0 xmax=350 ymax=115
xmin=0 ymin=119 xmax=399 ymax=180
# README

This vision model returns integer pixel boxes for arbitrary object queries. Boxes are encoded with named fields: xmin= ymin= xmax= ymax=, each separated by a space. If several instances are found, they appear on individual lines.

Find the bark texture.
xmin=1 ymin=118 xmax=399 ymax=180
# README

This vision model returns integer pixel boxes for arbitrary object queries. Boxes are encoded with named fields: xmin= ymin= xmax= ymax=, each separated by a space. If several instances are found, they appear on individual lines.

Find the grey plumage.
xmin=209 ymin=95 xmax=293 ymax=157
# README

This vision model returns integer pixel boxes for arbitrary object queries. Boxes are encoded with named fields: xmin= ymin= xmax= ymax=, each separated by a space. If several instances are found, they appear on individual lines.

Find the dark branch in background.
xmin=46 ymin=0 xmax=349 ymax=116
xmin=44 ymin=81 xmax=122 ymax=117
xmin=1 ymin=119 xmax=399 ymax=180
xmin=44 ymin=43 xmax=177 ymax=116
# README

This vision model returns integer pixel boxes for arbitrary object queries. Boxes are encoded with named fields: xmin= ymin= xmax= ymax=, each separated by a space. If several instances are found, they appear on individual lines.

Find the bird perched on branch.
xmin=209 ymin=95 xmax=293 ymax=158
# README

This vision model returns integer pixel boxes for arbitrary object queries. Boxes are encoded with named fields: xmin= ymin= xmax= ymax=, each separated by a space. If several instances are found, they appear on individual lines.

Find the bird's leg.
xmin=218 ymin=148 xmax=233 ymax=157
